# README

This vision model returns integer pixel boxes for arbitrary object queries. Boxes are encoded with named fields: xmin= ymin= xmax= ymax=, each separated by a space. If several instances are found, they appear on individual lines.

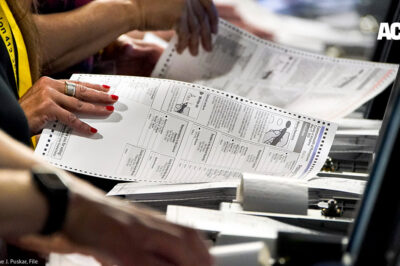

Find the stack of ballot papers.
xmin=107 ymin=174 xmax=366 ymax=213
xmin=107 ymin=181 xmax=239 ymax=211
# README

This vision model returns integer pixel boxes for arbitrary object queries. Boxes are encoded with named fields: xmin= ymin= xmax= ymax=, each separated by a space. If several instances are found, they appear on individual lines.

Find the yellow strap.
xmin=0 ymin=0 xmax=32 ymax=97
xmin=0 ymin=5 xmax=17 ymax=87
xmin=0 ymin=1 xmax=34 ymax=147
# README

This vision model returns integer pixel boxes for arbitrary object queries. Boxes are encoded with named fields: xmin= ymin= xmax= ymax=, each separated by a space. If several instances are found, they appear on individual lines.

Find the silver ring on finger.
xmin=64 ymin=81 xmax=77 ymax=97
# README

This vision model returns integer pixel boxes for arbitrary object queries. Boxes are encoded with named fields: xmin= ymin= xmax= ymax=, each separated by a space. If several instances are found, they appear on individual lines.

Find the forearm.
xmin=34 ymin=0 xmax=139 ymax=72
xmin=42 ymin=29 xmax=126 ymax=74
xmin=0 ymin=170 xmax=47 ymax=237
xmin=0 ymin=130 xmax=44 ymax=169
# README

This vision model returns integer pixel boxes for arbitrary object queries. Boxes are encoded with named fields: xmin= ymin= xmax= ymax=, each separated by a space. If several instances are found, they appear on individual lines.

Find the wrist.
xmin=62 ymin=191 xmax=86 ymax=237
xmin=62 ymin=190 xmax=112 ymax=249
xmin=0 ymin=170 xmax=48 ymax=237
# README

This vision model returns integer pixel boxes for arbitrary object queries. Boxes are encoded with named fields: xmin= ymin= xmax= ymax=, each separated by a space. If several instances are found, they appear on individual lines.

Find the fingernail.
xmin=102 ymin=85 xmax=111 ymax=89
xmin=111 ymin=95 xmax=119 ymax=101
xmin=106 ymin=105 xmax=114 ymax=111
xmin=90 ymin=127 xmax=98 ymax=134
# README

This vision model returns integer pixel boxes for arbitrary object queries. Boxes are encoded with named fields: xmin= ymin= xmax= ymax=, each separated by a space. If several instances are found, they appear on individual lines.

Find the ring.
xmin=64 ymin=81 xmax=76 ymax=97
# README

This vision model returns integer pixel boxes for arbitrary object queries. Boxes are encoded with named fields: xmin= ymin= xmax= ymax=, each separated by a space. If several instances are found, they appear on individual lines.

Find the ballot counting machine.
xmin=268 ymin=56 xmax=400 ymax=266
xmin=211 ymin=26 xmax=400 ymax=262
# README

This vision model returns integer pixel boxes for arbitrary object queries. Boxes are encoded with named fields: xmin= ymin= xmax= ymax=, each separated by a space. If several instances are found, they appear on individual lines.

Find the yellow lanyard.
xmin=0 ymin=0 xmax=32 ymax=97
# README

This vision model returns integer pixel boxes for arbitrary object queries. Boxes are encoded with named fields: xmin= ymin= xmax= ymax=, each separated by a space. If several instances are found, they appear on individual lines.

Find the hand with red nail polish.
xmin=19 ymin=77 xmax=118 ymax=136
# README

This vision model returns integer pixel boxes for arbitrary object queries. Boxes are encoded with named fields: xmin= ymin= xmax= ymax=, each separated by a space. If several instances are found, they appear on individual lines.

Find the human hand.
xmin=19 ymin=77 xmax=118 ymax=136
xmin=133 ymin=0 xmax=219 ymax=55
xmin=12 ymin=173 xmax=213 ymax=266
xmin=100 ymin=35 xmax=163 ymax=76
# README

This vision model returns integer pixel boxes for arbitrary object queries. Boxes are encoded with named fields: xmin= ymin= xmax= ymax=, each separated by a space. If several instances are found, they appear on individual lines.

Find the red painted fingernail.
xmin=111 ymin=95 xmax=119 ymax=101
xmin=90 ymin=127 xmax=98 ymax=134
xmin=102 ymin=85 xmax=110 ymax=89
xmin=106 ymin=105 xmax=114 ymax=111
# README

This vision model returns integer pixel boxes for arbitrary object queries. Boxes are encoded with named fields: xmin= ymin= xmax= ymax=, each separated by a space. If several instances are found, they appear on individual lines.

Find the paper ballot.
xmin=152 ymin=20 xmax=398 ymax=120
xmin=35 ymin=74 xmax=336 ymax=183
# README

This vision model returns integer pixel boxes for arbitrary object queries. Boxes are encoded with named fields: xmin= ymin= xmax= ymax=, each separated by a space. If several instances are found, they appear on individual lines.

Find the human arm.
xmin=0 ymin=130 xmax=212 ymax=266
xmin=34 ymin=0 xmax=135 ymax=74
xmin=34 ymin=0 xmax=218 ymax=73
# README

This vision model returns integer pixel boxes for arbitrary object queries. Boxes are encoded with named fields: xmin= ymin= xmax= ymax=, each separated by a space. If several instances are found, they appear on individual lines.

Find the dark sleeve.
xmin=0 ymin=75 xmax=31 ymax=146
xmin=37 ymin=0 xmax=93 ymax=13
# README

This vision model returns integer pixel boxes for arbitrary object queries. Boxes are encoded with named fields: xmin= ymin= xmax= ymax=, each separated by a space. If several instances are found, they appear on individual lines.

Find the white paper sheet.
xmin=239 ymin=173 xmax=308 ymax=215
xmin=107 ymin=181 xmax=239 ymax=196
xmin=152 ymin=20 xmax=398 ymax=120
xmin=306 ymin=176 xmax=366 ymax=195
xmin=335 ymin=118 xmax=382 ymax=130
xmin=35 ymin=74 xmax=336 ymax=183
